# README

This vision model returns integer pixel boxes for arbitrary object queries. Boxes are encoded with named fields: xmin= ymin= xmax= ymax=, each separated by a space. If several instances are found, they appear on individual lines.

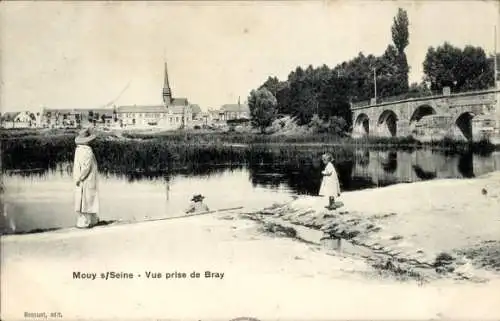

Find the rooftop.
xmin=117 ymin=105 xmax=167 ymax=113
xmin=220 ymin=104 xmax=250 ymax=113
xmin=116 ymin=105 xmax=190 ymax=114
xmin=1 ymin=112 xmax=20 ymax=121
xmin=42 ymin=108 xmax=115 ymax=115
xmin=170 ymin=98 xmax=189 ymax=106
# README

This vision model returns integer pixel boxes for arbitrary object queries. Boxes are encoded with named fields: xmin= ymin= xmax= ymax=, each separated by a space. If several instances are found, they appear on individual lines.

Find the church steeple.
xmin=163 ymin=62 xmax=172 ymax=105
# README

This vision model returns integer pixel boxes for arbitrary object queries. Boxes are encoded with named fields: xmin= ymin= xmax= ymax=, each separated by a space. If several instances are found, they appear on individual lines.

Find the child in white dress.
xmin=319 ymin=153 xmax=341 ymax=210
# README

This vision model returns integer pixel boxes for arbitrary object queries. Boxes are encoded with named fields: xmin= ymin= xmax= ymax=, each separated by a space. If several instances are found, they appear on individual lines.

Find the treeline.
xmin=423 ymin=43 xmax=498 ymax=93
xmin=248 ymin=8 xmax=498 ymax=134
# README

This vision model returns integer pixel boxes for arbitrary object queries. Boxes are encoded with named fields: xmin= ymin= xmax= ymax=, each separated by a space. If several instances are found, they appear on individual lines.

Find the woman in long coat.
xmin=73 ymin=128 xmax=100 ymax=228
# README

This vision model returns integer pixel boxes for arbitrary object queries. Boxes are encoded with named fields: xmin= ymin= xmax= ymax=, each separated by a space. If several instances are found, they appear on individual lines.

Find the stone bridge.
xmin=351 ymin=88 xmax=500 ymax=141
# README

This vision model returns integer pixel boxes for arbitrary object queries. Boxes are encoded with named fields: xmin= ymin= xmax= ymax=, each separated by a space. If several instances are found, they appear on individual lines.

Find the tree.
xmin=246 ymin=8 xmax=416 ymax=134
xmin=391 ymin=8 xmax=409 ymax=54
xmin=259 ymin=76 xmax=281 ymax=97
xmin=423 ymin=43 xmax=494 ymax=92
xmin=259 ymin=76 xmax=290 ymax=116
xmin=408 ymin=81 xmax=432 ymax=96
xmin=248 ymin=87 xmax=278 ymax=133
xmin=390 ymin=8 xmax=410 ymax=92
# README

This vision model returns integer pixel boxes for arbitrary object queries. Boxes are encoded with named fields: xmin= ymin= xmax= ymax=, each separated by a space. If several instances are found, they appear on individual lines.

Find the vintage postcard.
xmin=1 ymin=0 xmax=500 ymax=320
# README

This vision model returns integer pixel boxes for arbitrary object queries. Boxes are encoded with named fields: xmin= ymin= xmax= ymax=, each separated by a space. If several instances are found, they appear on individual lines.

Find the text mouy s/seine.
xmin=73 ymin=271 xmax=225 ymax=280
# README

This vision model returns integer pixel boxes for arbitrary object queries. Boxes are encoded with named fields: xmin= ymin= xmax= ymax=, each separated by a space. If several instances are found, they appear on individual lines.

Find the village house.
xmin=41 ymin=108 xmax=114 ymax=128
xmin=116 ymin=103 xmax=191 ymax=129
xmin=218 ymin=103 xmax=250 ymax=121
xmin=207 ymin=108 xmax=224 ymax=122
xmin=204 ymin=101 xmax=251 ymax=124
xmin=0 ymin=111 xmax=41 ymax=128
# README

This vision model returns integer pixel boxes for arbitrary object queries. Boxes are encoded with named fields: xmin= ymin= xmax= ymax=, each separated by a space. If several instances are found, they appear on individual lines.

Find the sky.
xmin=1 ymin=0 xmax=499 ymax=112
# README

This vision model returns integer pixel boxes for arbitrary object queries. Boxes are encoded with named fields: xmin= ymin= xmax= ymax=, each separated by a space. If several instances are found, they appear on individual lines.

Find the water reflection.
xmin=2 ymin=168 xmax=293 ymax=234
xmin=380 ymin=151 xmax=398 ymax=174
xmin=458 ymin=152 xmax=474 ymax=178
xmin=412 ymin=165 xmax=437 ymax=180
xmin=350 ymin=150 xmax=500 ymax=186
xmin=246 ymin=148 xmax=500 ymax=193
xmin=2 ymin=147 xmax=500 ymax=234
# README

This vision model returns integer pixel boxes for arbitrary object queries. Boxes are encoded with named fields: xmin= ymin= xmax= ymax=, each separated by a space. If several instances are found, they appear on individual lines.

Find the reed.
xmin=1 ymin=134 xmax=354 ymax=175
xmin=1 ymin=130 xmax=497 ymax=174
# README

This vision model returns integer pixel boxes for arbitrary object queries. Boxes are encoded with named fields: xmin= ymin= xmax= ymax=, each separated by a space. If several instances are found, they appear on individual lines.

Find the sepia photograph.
xmin=1 ymin=0 xmax=500 ymax=320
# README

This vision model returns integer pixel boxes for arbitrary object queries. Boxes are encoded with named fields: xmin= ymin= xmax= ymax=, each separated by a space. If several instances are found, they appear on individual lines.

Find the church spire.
xmin=163 ymin=61 xmax=172 ymax=105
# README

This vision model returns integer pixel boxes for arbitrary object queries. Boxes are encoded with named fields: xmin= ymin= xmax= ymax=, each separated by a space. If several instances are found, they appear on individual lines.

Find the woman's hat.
xmin=191 ymin=194 xmax=205 ymax=202
xmin=75 ymin=128 xmax=97 ymax=145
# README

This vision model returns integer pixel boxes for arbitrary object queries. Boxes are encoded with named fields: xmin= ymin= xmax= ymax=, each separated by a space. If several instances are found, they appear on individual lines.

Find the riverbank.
xmin=3 ymin=128 xmax=499 ymax=178
xmin=1 ymin=127 xmax=498 ymax=151
xmin=2 ymin=210 xmax=500 ymax=320
xmin=245 ymin=170 xmax=500 ymax=283
xmin=2 ymin=173 xmax=500 ymax=319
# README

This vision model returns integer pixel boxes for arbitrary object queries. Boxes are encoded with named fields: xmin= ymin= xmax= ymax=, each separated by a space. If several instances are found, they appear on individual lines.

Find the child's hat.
xmin=191 ymin=194 xmax=205 ymax=202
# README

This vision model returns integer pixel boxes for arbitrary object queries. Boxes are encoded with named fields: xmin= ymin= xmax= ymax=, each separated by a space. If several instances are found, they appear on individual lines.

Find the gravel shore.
xmin=2 ymin=172 xmax=500 ymax=320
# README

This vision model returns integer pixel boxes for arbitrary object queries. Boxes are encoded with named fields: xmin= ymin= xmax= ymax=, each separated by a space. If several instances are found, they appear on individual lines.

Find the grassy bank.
xmin=1 ymin=128 xmax=497 ymax=173
xmin=0 ymin=133 xmax=354 ymax=184
xmin=2 ymin=128 xmax=497 ymax=152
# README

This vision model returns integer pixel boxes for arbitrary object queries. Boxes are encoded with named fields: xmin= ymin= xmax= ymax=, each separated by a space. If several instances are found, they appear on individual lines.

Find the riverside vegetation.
xmin=1 ymin=127 xmax=497 ymax=177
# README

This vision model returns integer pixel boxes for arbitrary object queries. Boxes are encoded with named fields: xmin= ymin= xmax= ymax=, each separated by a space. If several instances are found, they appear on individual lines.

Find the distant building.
xmin=116 ymin=104 xmax=191 ymax=129
xmin=115 ymin=64 xmax=193 ymax=129
xmin=207 ymin=108 xmax=224 ymax=122
xmin=41 ymin=108 xmax=114 ymax=128
xmin=0 ymin=112 xmax=20 ymax=128
xmin=219 ymin=102 xmax=250 ymax=121
xmin=0 ymin=111 xmax=40 ymax=128
xmin=40 ymin=62 xmax=197 ymax=130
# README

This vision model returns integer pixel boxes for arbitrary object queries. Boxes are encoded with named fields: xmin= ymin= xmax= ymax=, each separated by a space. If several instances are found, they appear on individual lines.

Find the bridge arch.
xmin=410 ymin=105 xmax=437 ymax=124
xmin=454 ymin=112 xmax=475 ymax=141
xmin=354 ymin=113 xmax=370 ymax=136
xmin=377 ymin=110 xmax=398 ymax=137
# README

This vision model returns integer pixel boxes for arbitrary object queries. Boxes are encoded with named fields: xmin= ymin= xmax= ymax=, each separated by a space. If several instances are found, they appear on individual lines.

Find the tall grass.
xmin=1 ymin=129 xmax=497 ymax=175
xmin=121 ymin=130 xmax=496 ymax=150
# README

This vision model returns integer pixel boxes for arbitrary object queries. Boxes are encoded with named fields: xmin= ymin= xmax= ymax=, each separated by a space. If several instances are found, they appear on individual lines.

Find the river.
xmin=2 ymin=148 xmax=500 ymax=233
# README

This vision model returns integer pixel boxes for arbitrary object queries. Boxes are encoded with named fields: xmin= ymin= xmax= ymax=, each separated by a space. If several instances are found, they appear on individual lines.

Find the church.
xmin=115 ymin=62 xmax=193 ymax=129
xmin=40 ymin=62 xmax=196 ymax=130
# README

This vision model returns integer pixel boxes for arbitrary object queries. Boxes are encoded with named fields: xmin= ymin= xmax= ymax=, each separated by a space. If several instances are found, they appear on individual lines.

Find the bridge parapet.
xmin=351 ymin=88 xmax=500 ymax=111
